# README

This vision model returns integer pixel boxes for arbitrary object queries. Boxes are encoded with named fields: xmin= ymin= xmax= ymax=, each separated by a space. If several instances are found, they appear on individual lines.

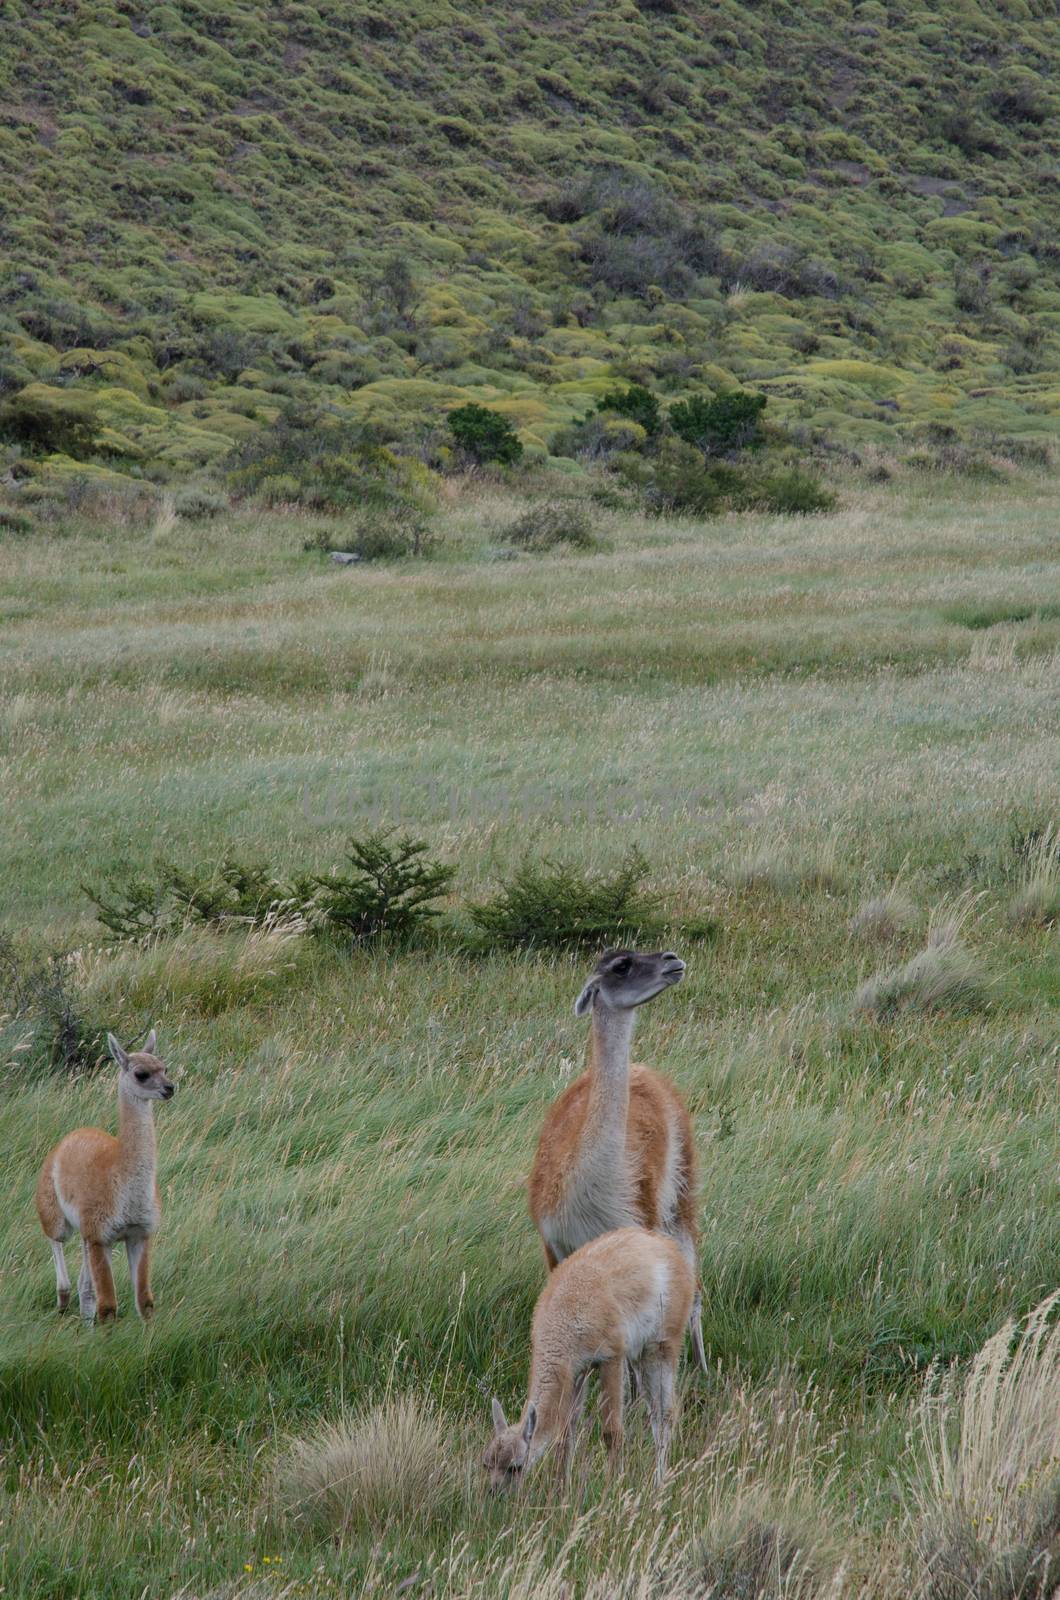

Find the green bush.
xmin=0 ymin=933 xmax=104 ymax=1075
xmin=597 ymin=383 xmax=660 ymax=436
xmin=308 ymin=507 xmax=438 ymax=561
xmin=468 ymin=847 xmax=663 ymax=950
xmin=229 ymin=411 xmax=437 ymax=515
xmin=84 ymin=858 xmax=296 ymax=942
xmin=635 ymin=439 xmax=726 ymax=516
xmin=669 ymin=390 xmax=767 ymax=455
xmin=301 ymin=831 xmax=455 ymax=943
xmin=503 ymin=500 xmax=597 ymax=551
xmin=743 ymin=468 xmax=837 ymax=515
xmin=446 ymin=403 xmax=523 ymax=466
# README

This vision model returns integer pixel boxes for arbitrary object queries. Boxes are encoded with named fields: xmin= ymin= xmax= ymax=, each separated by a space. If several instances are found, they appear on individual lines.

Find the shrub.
xmin=85 ymin=858 xmax=298 ymax=942
xmin=596 ymin=383 xmax=661 ymax=436
xmin=669 ymin=389 xmax=767 ymax=455
xmin=302 ymin=830 xmax=455 ymax=943
xmin=310 ymin=506 xmax=438 ymax=561
xmin=504 ymin=500 xmax=597 ymax=551
xmin=84 ymin=870 xmax=180 ymax=944
xmin=744 ymin=468 xmax=837 ymax=515
xmin=0 ymin=508 xmax=34 ymax=535
xmin=277 ymin=1396 xmax=460 ymax=1539
xmin=549 ymin=414 xmax=646 ymax=460
xmin=229 ymin=410 xmax=437 ymax=515
xmin=469 ymin=847 xmax=663 ymax=950
xmin=0 ymin=934 xmax=104 ymax=1075
xmin=173 ymin=486 xmax=226 ymax=520
xmin=446 ymin=403 xmax=523 ymax=467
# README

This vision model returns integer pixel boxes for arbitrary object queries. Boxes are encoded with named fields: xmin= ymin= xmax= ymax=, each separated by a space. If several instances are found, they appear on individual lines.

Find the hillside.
xmin=3 ymin=0 xmax=1060 ymax=481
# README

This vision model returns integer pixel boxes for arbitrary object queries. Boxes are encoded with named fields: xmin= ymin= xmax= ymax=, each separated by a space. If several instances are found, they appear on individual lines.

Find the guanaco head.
xmin=107 ymin=1029 xmax=175 ymax=1101
xmin=482 ymin=1398 xmax=537 ymax=1492
xmin=574 ymin=948 xmax=685 ymax=1016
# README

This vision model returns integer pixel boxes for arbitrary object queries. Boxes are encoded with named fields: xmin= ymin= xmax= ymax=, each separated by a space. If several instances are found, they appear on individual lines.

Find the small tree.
xmin=596 ymin=384 xmax=661 ymax=437
xmin=303 ymin=831 xmax=455 ymax=943
xmin=668 ymin=390 xmax=767 ymax=455
xmin=447 ymin=403 xmax=523 ymax=466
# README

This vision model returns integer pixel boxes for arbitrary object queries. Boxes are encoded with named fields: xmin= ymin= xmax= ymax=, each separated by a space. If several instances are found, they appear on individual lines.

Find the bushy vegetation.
xmin=669 ymin=390 xmax=767 ymax=455
xmin=447 ymin=403 xmax=524 ymax=467
xmin=468 ymin=848 xmax=665 ymax=950
xmin=300 ymin=832 xmax=455 ymax=944
xmin=503 ymin=499 xmax=597 ymax=551
xmin=2 ymin=0 xmax=1060 ymax=495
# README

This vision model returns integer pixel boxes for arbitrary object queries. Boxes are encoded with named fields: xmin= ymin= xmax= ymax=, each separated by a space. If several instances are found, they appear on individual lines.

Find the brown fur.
xmin=483 ymin=1228 xmax=693 ymax=1489
xmin=35 ymin=1034 xmax=173 ymax=1322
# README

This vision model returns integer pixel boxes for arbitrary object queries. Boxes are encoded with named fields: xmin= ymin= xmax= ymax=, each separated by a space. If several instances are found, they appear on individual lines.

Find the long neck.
xmin=523 ymin=1350 xmax=576 ymax=1467
xmin=118 ymin=1081 xmax=156 ymax=1176
xmin=583 ymin=1004 xmax=636 ymax=1155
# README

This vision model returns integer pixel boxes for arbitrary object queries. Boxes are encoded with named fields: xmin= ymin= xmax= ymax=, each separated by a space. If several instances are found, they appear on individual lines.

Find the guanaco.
xmin=528 ymin=948 xmax=708 ymax=1371
xmin=35 ymin=1029 xmax=175 ymax=1322
xmin=483 ymin=1228 xmax=693 ymax=1490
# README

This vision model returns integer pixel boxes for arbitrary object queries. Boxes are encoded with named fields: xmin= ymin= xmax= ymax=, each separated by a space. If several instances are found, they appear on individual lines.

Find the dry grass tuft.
xmin=853 ymin=901 xmax=987 ymax=1019
xmin=849 ymin=881 xmax=917 ymax=943
xmin=1008 ymin=827 xmax=1060 ymax=929
xmin=906 ymin=1290 xmax=1060 ymax=1600
xmin=276 ymin=1394 xmax=464 ymax=1539
xmin=730 ymin=833 xmax=845 ymax=897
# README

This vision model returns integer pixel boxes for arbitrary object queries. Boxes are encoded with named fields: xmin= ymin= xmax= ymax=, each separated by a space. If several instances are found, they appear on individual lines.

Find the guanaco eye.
xmin=613 ymin=958 xmax=631 ymax=975
xmin=134 ymin=1070 xmax=150 ymax=1082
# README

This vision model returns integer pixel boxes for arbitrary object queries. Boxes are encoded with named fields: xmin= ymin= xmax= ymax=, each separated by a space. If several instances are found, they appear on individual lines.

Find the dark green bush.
xmin=669 ymin=389 xmax=767 ymax=455
xmin=84 ymin=858 xmax=296 ymax=942
xmin=302 ymin=832 xmax=454 ymax=943
xmin=468 ymin=847 xmax=662 ymax=950
xmin=308 ymin=506 xmax=438 ymax=561
xmin=0 ymin=508 xmax=34 ymax=535
xmin=0 ymin=934 xmax=105 ymax=1075
xmin=504 ymin=500 xmax=597 ymax=551
xmin=447 ymin=403 xmax=523 ymax=466
xmin=743 ymin=468 xmax=837 ymax=515
xmin=597 ymin=384 xmax=661 ymax=436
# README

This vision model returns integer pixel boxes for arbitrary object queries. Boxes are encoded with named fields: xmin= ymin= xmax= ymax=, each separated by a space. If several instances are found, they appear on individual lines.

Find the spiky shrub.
xmin=446 ymin=403 xmax=523 ymax=466
xmin=669 ymin=389 xmax=767 ymax=455
xmin=0 ymin=935 xmax=103 ymax=1075
xmin=469 ymin=847 xmax=662 ymax=950
xmin=229 ymin=411 xmax=437 ymax=515
xmin=277 ymin=1395 xmax=462 ymax=1539
xmin=85 ymin=858 xmax=297 ymax=941
xmin=745 ymin=468 xmax=836 ymax=515
xmin=302 ymin=831 xmax=455 ymax=944
xmin=504 ymin=499 xmax=597 ymax=551
xmin=83 ymin=870 xmax=179 ymax=944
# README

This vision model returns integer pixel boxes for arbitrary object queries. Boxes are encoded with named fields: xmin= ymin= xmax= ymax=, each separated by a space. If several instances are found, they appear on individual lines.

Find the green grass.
xmin=0 ymin=471 xmax=1058 ymax=1597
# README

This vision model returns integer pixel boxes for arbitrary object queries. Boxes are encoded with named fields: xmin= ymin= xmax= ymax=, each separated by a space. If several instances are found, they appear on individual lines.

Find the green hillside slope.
xmin=2 ymin=0 xmax=1060 ymax=480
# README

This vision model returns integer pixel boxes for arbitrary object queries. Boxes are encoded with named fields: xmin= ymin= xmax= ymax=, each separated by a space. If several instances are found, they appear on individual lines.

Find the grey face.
xmin=482 ymin=1399 xmax=536 ymax=1493
xmin=574 ymin=949 xmax=686 ymax=1016
xmin=108 ymin=1030 xmax=176 ymax=1101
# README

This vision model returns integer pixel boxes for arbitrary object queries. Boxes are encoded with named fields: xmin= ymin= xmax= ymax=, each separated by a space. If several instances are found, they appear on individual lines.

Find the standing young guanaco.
xmin=483 ymin=1228 xmax=693 ymax=1489
xmin=35 ymin=1029 xmax=175 ymax=1322
xmin=528 ymin=949 xmax=708 ymax=1370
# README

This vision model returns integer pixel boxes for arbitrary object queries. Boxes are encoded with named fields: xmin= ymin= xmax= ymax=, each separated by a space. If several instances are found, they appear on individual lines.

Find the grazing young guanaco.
xmin=528 ymin=948 xmax=708 ymax=1371
xmin=35 ymin=1030 xmax=175 ymax=1322
xmin=483 ymin=1228 xmax=693 ymax=1489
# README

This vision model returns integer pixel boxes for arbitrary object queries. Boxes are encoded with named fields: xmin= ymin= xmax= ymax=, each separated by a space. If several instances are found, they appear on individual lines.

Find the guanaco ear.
xmin=573 ymin=977 xmax=598 ymax=1017
xmin=107 ymin=1033 xmax=130 ymax=1070
xmin=522 ymin=1404 xmax=537 ymax=1444
xmin=491 ymin=1397 xmax=508 ymax=1435
xmin=142 ymin=1027 xmax=157 ymax=1056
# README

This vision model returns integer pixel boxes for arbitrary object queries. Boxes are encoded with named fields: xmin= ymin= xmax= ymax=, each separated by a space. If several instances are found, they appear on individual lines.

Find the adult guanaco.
xmin=35 ymin=1029 xmax=175 ymax=1322
xmin=483 ymin=1228 xmax=693 ymax=1489
xmin=528 ymin=948 xmax=707 ymax=1370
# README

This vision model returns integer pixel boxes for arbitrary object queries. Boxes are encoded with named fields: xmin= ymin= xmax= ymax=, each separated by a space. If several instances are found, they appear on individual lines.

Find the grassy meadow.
xmin=1 ymin=470 xmax=1059 ymax=1598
